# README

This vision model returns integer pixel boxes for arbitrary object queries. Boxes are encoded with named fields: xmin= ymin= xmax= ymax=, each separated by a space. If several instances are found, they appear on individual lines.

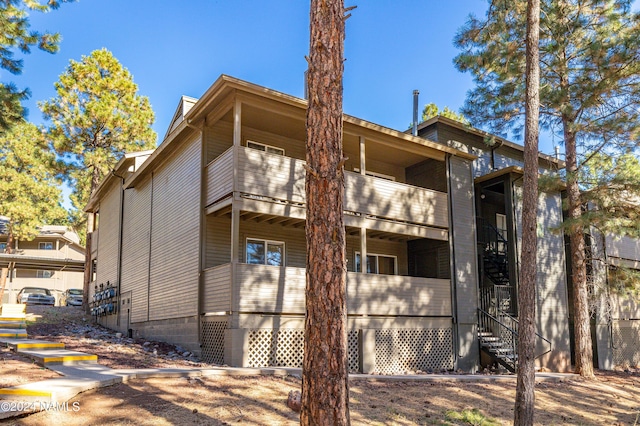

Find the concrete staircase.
xmin=0 ymin=304 xmax=98 ymax=369
xmin=0 ymin=303 xmax=27 ymax=339
xmin=478 ymin=328 xmax=517 ymax=373
xmin=0 ymin=303 xmax=99 ymax=412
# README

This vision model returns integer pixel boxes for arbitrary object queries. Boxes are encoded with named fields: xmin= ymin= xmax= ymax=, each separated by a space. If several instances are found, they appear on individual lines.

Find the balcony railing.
xmin=205 ymin=146 xmax=448 ymax=228
xmin=202 ymin=262 xmax=452 ymax=317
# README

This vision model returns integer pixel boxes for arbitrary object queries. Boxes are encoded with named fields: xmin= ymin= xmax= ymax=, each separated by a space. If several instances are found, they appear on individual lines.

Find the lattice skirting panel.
xmin=612 ymin=321 xmax=640 ymax=368
xmin=201 ymin=319 xmax=227 ymax=365
xmin=374 ymin=328 xmax=454 ymax=374
xmin=247 ymin=328 xmax=360 ymax=372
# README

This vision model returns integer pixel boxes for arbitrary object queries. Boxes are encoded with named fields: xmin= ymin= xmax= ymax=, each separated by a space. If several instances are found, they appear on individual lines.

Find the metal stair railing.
xmin=479 ymin=285 xmax=514 ymax=316
xmin=478 ymin=307 xmax=518 ymax=372
xmin=477 ymin=307 xmax=553 ymax=373
xmin=476 ymin=217 xmax=508 ymax=258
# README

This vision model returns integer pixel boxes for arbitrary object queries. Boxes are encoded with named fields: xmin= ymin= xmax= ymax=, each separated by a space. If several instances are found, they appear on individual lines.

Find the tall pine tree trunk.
xmin=514 ymin=0 xmax=540 ymax=424
xmin=301 ymin=0 xmax=350 ymax=424
xmin=564 ymin=125 xmax=595 ymax=378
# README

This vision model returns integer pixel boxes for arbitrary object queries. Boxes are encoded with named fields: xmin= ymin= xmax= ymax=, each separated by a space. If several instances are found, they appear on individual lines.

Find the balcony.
xmin=205 ymin=146 xmax=448 ymax=228
xmin=202 ymin=263 xmax=452 ymax=317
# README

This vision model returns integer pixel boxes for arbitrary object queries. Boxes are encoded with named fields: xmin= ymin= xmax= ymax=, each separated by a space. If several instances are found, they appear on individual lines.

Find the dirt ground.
xmin=1 ymin=306 xmax=639 ymax=425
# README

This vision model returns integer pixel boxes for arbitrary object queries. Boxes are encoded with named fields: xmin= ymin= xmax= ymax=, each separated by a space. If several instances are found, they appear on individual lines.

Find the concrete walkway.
xmin=0 ymin=305 xmax=579 ymax=420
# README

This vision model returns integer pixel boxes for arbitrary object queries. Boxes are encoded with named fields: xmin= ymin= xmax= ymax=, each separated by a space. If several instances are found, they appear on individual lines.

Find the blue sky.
xmin=12 ymin=1 xmax=509 ymax=148
xmin=15 ymin=0 xmax=627 ymax=161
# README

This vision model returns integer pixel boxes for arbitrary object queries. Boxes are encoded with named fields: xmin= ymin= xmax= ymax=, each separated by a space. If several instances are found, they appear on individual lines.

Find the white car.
xmin=17 ymin=287 xmax=55 ymax=306
xmin=61 ymin=289 xmax=83 ymax=307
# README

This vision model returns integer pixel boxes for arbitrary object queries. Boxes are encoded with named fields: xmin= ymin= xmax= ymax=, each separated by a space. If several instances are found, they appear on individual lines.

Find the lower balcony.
xmin=202 ymin=263 xmax=452 ymax=317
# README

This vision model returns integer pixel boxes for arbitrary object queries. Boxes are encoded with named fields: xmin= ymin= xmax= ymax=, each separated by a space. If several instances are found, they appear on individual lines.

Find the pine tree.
xmin=455 ymin=0 xmax=640 ymax=378
xmin=39 ymin=48 xmax=157 ymax=239
xmin=0 ymin=0 xmax=72 ymax=132
xmin=421 ymin=103 xmax=469 ymax=124
xmin=514 ymin=0 xmax=540 ymax=423
xmin=0 ymin=121 xmax=67 ymax=300
xmin=301 ymin=0 xmax=351 ymax=424
xmin=40 ymin=48 xmax=156 ymax=311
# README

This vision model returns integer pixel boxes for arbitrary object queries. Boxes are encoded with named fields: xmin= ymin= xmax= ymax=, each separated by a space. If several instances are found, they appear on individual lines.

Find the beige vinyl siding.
xmin=360 ymin=157 xmax=406 ymax=183
xmin=16 ymin=239 xmax=84 ymax=260
xmin=242 ymin=126 xmax=306 ymax=161
xmin=606 ymin=235 xmax=640 ymax=262
xmin=205 ymin=120 xmax=233 ymax=164
xmin=360 ymin=238 xmax=408 ymax=276
xmin=239 ymin=220 xmax=306 ymax=267
xmin=148 ymin=136 xmax=201 ymax=320
xmin=233 ymin=263 xmax=451 ymax=316
xmin=202 ymin=264 xmax=231 ymax=313
xmin=533 ymin=192 xmax=569 ymax=333
xmin=232 ymin=146 xmax=449 ymax=228
xmin=235 ymin=264 xmax=306 ymax=313
xmin=95 ymin=182 xmax=121 ymax=291
xmin=406 ymin=159 xmax=448 ymax=193
xmin=607 ymin=235 xmax=640 ymax=318
xmin=433 ymin=124 xmax=552 ymax=178
xmin=346 ymin=234 xmax=358 ymax=272
xmin=237 ymin=146 xmax=306 ymax=204
xmin=240 ymin=129 xmax=415 ymax=187
xmin=447 ymin=156 xmax=479 ymax=371
xmin=121 ymin=177 xmax=152 ymax=323
xmin=205 ymin=147 xmax=233 ymax=206
xmin=64 ymin=244 xmax=85 ymax=260
xmin=205 ymin=215 xmax=232 ymax=268
xmin=91 ymin=229 xmax=99 ymax=257
xmin=611 ymin=292 xmax=640 ymax=320
xmin=344 ymin=172 xmax=448 ymax=227
xmin=418 ymin=126 xmax=438 ymax=142
xmin=514 ymin=185 xmax=571 ymax=362
xmin=347 ymin=273 xmax=451 ymax=316
xmin=448 ymin=156 xmax=478 ymax=323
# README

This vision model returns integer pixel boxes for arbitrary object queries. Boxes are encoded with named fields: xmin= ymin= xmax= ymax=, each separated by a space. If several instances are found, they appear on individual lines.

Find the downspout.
xmin=186 ymin=118 xmax=205 ymax=353
xmin=147 ymin=172 xmax=154 ymax=323
xmin=445 ymin=153 xmax=460 ymax=370
xmin=111 ymin=170 xmax=126 ymax=328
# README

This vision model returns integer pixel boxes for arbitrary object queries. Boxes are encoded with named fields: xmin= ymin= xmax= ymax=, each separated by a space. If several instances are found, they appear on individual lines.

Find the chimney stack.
xmin=412 ymin=90 xmax=419 ymax=136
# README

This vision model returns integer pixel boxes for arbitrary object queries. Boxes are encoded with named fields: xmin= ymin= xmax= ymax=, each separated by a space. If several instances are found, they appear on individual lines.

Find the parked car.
xmin=61 ymin=289 xmax=83 ymax=307
xmin=17 ymin=287 xmax=55 ymax=306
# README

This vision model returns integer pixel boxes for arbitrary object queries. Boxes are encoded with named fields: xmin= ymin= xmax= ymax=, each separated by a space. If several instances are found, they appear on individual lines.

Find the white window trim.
xmin=246 ymin=140 xmax=285 ymax=156
xmin=355 ymin=251 xmax=398 ymax=275
xmin=39 ymin=241 xmax=54 ymax=250
xmin=245 ymin=238 xmax=286 ymax=266
xmin=352 ymin=167 xmax=396 ymax=181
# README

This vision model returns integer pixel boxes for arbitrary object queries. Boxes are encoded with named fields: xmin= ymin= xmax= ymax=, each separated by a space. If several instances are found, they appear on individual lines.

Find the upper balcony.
xmin=205 ymin=146 xmax=448 ymax=229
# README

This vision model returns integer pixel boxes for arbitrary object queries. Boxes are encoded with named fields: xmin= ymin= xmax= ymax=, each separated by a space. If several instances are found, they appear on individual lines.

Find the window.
xmin=91 ymin=259 xmax=97 ymax=282
xmin=0 ymin=243 xmax=6 ymax=252
xmin=39 ymin=242 xmax=54 ymax=250
xmin=355 ymin=252 xmax=397 ymax=275
xmin=496 ymin=213 xmax=508 ymax=253
xmin=37 ymin=270 xmax=53 ymax=279
xmin=246 ymin=238 xmax=284 ymax=266
xmin=247 ymin=140 xmax=285 ymax=156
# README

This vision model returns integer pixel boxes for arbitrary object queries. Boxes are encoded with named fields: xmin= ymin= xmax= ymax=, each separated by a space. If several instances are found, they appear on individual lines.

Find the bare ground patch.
xmin=1 ymin=306 xmax=639 ymax=425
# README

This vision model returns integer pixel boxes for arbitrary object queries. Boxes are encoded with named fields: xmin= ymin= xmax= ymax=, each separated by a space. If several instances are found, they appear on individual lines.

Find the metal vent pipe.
xmin=412 ymin=90 xmax=419 ymax=136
